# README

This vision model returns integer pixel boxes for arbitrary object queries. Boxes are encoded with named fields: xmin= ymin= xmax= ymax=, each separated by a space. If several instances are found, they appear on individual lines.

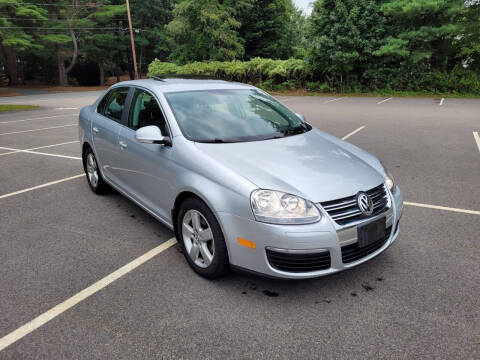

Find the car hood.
xmin=194 ymin=129 xmax=385 ymax=202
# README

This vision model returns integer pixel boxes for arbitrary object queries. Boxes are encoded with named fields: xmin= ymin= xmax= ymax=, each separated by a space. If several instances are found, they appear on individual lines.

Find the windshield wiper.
xmin=198 ymin=138 xmax=233 ymax=143
xmin=280 ymin=126 xmax=308 ymax=136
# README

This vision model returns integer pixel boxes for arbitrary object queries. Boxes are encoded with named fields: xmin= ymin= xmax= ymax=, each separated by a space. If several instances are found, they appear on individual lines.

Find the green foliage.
xmin=308 ymin=0 xmax=387 ymax=83
xmin=147 ymin=58 xmax=480 ymax=95
xmin=167 ymin=0 xmax=244 ymax=63
xmin=233 ymin=0 xmax=296 ymax=59
xmin=458 ymin=1 xmax=480 ymax=71
xmin=148 ymin=57 xmax=310 ymax=84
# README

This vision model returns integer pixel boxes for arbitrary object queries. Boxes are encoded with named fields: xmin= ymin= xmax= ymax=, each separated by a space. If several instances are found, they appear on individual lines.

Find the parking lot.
xmin=0 ymin=91 xmax=479 ymax=359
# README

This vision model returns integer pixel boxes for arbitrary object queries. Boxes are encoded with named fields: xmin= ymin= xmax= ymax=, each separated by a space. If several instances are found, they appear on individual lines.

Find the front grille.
xmin=341 ymin=226 xmax=392 ymax=263
xmin=320 ymin=184 xmax=389 ymax=225
xmin=266 ymin=249 xmax=331 ymax=273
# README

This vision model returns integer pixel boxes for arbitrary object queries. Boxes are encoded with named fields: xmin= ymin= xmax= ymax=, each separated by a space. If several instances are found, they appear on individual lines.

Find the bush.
xmin=147 ymin=58 xmax=480 ymax=95
xmin=148 ymin=57 xmax=311 ymax=86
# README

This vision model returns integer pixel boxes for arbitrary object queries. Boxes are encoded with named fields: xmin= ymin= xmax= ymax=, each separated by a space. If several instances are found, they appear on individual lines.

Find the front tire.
xmin=177 ymin=198 xmax=229 ymax=278
xmin=83 ymin=147 xmax=109 ymax=194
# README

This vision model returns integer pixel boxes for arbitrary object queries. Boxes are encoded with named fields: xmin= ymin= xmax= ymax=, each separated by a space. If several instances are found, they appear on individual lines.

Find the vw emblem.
xmin=357 ymin=192 xmax=373 ymax=216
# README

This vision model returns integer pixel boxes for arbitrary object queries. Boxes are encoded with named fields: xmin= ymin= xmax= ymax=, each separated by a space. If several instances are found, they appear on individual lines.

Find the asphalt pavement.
xmin=0 ymin=92 xmax=478 ymax=359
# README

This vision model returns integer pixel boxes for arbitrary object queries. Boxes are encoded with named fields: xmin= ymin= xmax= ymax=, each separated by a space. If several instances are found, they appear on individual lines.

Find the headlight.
xmin=381 ymin=163 xmax=396 ymax=191
xmin=250 ymin=189 xmax=321 ymax=224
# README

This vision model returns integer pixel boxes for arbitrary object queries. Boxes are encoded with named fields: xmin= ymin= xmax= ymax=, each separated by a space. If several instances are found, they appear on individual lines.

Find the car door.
xmin=116 ymin=87 xmax=176 ymax=222
xmin=92 ymin=87 xmax=131 ymax=185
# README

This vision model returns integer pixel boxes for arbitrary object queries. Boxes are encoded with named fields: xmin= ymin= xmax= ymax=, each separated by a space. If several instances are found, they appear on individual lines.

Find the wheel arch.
xmin=171 ymin=190 xmax=231 ymax=261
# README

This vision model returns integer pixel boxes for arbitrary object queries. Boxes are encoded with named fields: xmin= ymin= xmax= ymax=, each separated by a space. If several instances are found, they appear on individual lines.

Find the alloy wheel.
xmin=86 ymin=153 xmax=99 ymax=189
xmin=182 ymin=209 xmax=215 ymax=268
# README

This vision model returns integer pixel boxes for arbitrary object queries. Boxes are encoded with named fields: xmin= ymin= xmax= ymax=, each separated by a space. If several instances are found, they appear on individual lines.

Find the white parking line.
xmin=0 ymin=124 xmax=76 ymax=136
xmin=473 ymin=132 xmax=480 ymax=152
xmin=404 ymin=201 xmax=480 ymax=216
xmin=0 ymin=98 xmax=52 ymax=104
xmin=0 ymin=114 xmax=77 ymax=124
xmin=324 ymin=98 xmax=343 ymax=104
xmin=0 ymin=141 xmax=79 ymax=156
xmin=342 ymin=126 xmax=365 ymax=140
xmin=377 ymin=97 xmax=392 ymax=105
xmin=54 ymin=107 xmax=78 ymax=110
xmin=439 ymin=98 xmax=444 ymax=106
xmin=0 ymin=174 xmax=84 ymax=200
xmin=0 ymin=237 xmax=177 ymax=352
xmin=0 ymin=146 xmax=81 ymax=160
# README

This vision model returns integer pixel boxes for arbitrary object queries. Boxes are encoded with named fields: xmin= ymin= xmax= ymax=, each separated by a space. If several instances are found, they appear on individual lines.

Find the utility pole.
xmin=126 ymin=0 xmax=138 ymax=79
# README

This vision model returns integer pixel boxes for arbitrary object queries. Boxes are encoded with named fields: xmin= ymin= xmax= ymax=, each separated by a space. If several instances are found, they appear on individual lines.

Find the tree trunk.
xmin=115 ymin=69 xmax=121 ymax=83
xmin=64 ymin=27 xmax=78 ymax=75
xmin=56 ymin=27 xmax=78 ymax=86
xmin=56 ymin=45 xmax=68 ymax=86
xmin=1 ymin=43 xmax=18 ymax=86
xmin=99 ymin=62 xmax=105 ymax=86
xmin=18 ymin=58 xmax=24 ymax=85
xmin=138 ymin=48 xmax=143 ymax=79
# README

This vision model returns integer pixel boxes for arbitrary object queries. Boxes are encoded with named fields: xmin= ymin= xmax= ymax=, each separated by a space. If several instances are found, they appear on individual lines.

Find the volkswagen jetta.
xmin=78 ymin=78 xmax=403 ymax=279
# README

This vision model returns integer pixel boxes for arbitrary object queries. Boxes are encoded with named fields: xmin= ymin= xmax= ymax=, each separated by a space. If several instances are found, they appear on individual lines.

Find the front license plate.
xmin=357 ymin=217 xmax=386 ymax=248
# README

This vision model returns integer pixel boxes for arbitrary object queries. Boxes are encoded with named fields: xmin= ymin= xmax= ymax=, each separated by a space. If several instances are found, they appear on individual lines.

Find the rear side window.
xmin=128 ymin=89 xmax=168 ymax=135
xmin=98 ymin=87 xmax=129 ymax=123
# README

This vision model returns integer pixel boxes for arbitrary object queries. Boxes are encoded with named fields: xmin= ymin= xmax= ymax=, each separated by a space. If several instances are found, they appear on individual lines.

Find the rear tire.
xmin=83 ymin=147 xmax=109 ymax=195
xmin=177 ymin=197 xmax=229 ymax=279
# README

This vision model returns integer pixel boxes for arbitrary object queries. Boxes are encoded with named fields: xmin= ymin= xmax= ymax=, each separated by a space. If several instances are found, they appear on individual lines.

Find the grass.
xmin=0 ymin=104 xmax=41 ymax=112
xmin=268 ymin=88 xmax=480 ymax=98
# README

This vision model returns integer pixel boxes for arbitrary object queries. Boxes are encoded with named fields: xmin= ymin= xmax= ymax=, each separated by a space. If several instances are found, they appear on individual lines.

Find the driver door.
xmin=116 ymin=88 xmax=175 ymax=222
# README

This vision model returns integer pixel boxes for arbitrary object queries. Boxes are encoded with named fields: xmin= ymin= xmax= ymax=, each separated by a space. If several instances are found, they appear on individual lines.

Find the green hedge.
xmin=147 ymin=58 xmax=480 ymax=95
xmin=147 ymin=58 xmax=311 ymax=85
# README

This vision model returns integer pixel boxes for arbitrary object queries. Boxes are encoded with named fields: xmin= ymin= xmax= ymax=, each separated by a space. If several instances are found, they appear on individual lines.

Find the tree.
xmin=234 ymin=0 xmax=296 ymax=59
xmin=167 ymin=0 xmax=244 ymax=63
xmin=0 ymin=0 xmax=47 ymax=85
xmin=83 ymin=2 xmax=126 ymax=85
xmin=458 ymin=0 xmax=480 ymax=71
xmin=308 ymin=0 xmax=386 ymax=89
xmin=375 ymin=0 xmax=464 ymax=71
xmin=130 ymin=0 xmax=177 ymax=75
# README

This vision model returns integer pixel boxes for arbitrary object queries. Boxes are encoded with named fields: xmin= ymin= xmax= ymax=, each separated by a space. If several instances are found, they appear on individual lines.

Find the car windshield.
xmin=165 ymin=89 xmax=311 ymax=143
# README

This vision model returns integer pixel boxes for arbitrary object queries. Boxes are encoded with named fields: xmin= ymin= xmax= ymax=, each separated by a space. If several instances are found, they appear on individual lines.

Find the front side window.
xmin=99 ymin=87 xmax=129 ymax=123
xmin=165 ymin=89 xmax=310 ymax=143
xmin=128 ymin=89 xmax=168 ymax=135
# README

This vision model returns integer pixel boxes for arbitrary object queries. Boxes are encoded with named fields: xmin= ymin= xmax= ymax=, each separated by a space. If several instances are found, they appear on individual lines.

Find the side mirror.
xmin=135 ymin=125 xmax=171 ymax=146
xmin=295 ymin=113 xmax=306 ymax=122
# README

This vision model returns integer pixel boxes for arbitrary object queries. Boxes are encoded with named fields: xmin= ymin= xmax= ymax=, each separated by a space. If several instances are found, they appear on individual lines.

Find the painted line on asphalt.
xmin=54 ymin=107 xmax=78 ymax=110
xmin=0 ymin=113 xmax=77 ymax=124
xmin=0 ymin=237 xmax=177 ymax=352
xmin=404 ymin=201 xmax=480 ymax=216
xmin=377 ymin=97 xmax=392 ymax=105
xmin=473 ymin=132 xmax=480 ymax=152
xmin=439 ymin=98 xmax=444 ymax=106
xmin=324 ymin=97 xmax=343 ymax=104
xmin=0 ymin=124 xmax=76 ymax=136
xmin=342 ymin=126 xmax=365 ymax=140
xmin=0 ymin=141 xmax=79 ymax=156
xmin=0 ymin=146 xmax=81 ymax=160
xmin=0 ymin=174 xmax=84 ymax=200
xmin=0 ymin=99 xmax=53 ymax=105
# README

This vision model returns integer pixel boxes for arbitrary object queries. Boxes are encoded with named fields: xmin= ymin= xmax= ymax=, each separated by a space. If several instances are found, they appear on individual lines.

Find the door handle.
xmin=119 ymin=141 xmax=127 ymax=149
xmin=92 ymin=127 xmax=99 ymax=134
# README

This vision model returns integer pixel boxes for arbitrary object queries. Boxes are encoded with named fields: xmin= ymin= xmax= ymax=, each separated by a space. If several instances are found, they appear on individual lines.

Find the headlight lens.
xmin=382 ymin=164 xmax=396 ymax=191
xmin=250 ymin=189 xmax=321 ymax=224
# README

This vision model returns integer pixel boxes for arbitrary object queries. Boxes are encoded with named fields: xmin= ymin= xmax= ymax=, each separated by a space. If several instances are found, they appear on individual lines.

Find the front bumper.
xmin=217 ymin=186 xmax=403 ymax=279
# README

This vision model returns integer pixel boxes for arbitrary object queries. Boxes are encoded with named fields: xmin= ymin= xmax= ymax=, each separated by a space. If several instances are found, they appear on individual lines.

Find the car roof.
xmin=113 ymin=78 xmax=254 ymax=93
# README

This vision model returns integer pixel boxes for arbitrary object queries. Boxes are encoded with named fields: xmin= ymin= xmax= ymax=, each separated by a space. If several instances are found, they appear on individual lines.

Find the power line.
xmin=17 ymin=2 xmax=105 ymax=7
xmin=0 ymin=26 xmax=124 ymax=30
xmin=0 ymin=18 xmax=128 ymax=21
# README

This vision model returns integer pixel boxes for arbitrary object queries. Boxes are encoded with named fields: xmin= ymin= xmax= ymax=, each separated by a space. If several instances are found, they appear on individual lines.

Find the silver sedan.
xmin=78 ymin=79 xmax=403 ymax=279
